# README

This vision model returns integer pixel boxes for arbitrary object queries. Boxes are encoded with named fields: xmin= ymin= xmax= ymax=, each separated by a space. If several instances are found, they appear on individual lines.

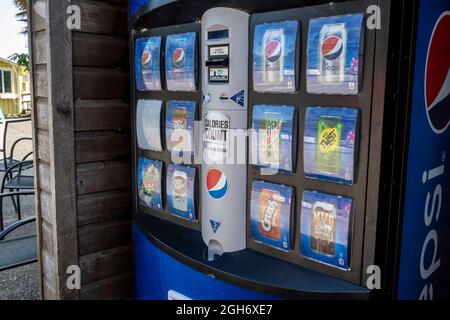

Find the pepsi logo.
xmin=172 ymin=48 xmax=185 ymax=67
xmin=206 ymin=168 xmax=228 ymax=200
xmin=425 ymin=12 xmax=450 ymax=134
xmin=322 ymin=35 xmax=344 ymax=61
xmin=141 ymin=50 xmax=152 ymax=69
xmin=265 ymin=40 xmax=283 ymax=63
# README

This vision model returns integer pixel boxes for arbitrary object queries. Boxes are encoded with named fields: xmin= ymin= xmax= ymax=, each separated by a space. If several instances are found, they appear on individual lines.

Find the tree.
xmin=13 ymin=0 xmax=28 ymax=35
xmin=8 ymin=53 xmax=29 ymax=71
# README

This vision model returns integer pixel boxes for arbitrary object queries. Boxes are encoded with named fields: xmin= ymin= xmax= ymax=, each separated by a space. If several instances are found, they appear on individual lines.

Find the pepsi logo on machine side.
xmin=206 ymin=168 xmax=228 ymax=200
xmin=322 ymin=35 xmax=344 ymax=61
xmin=173 ymin=47 xmax=186 ymax=67
xmin=425 ymin=12 xmax=450 ymax=134
xmin=265 ymin=39 xmax=283 ymax=63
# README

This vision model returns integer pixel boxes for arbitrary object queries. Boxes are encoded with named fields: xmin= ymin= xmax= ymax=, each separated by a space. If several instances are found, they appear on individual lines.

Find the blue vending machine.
xmin=130 ymin=0 xmax=450 ymax=300
xmin=397 ymin=0 xmax=450 ymax=300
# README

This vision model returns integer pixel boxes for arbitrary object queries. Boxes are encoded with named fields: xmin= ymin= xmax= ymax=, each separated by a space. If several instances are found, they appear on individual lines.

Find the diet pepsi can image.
xmin=172 ymin=47 xmax=186 ymax=73
xmin=316 ymin=116 xmax=342 ymax=175
xmin=140 ymin=48 xmax=152 ymax=80
xmin=319 ymin=23 xmax=347 ymax=83
xmin=262 ymin=29 xmax=285 ymax=83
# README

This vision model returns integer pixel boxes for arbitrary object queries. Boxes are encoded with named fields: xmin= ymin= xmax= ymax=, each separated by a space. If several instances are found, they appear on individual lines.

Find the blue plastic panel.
xmin=134 ymin=225 xmax=278 ymax=300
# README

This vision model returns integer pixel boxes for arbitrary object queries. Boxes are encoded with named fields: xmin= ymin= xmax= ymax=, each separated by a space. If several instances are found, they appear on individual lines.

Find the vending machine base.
xmin=134 ymin=212 xmax=369 ymax=300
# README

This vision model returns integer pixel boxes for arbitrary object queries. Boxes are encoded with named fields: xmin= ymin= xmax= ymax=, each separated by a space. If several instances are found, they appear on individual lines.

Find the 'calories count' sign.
xmin=204 ymin=111 xmax=230 ymax=162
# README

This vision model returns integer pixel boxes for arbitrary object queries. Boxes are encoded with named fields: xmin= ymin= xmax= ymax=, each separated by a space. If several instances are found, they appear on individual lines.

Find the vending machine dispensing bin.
xmin=131 ymin=0 xmax=450 ymax=300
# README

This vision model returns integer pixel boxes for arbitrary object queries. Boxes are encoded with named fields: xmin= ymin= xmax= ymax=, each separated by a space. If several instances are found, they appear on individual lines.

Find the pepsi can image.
xmin=141 ymin=49 xmax=152 ymax=79
xmin=319 ymin=23 xmax=347 ymax=83
xmin=172 ymin=47 xmax=186 ymax=74
xmin=263 ymin=29 xmax=285 ymax=83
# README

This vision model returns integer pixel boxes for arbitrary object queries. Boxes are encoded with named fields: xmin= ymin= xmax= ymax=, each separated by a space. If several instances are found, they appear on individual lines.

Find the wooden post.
xmin=29 ymin=0 xmax=132 ymax=300
xmin=29 ymin=0 xmax=79 ymax=299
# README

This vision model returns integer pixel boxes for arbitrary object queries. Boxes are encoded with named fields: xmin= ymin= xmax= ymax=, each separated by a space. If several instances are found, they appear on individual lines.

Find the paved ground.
xmin=0 ymin=119 xmax=39 ymax=300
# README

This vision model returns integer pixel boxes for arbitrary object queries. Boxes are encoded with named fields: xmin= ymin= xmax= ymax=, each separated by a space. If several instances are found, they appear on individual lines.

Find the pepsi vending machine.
xmin=130 ymin=0 xmax=450 ymax=300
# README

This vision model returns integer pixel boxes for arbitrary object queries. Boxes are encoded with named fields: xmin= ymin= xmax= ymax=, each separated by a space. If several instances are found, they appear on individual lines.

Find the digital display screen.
xmin=208 ymin=29 xmax=229 ymax=40
xmin=209 ymin=67 xmax=229 ymax=82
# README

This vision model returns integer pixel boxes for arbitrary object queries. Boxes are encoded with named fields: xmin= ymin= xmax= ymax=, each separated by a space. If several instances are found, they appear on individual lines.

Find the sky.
xmin=0 ymin=0 xmax=29 ymax=60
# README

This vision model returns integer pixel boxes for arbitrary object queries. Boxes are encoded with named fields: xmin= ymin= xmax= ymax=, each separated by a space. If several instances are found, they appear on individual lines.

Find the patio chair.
xmin=0 ymin=110 xmax=33 ymax=173
xmin=0 ymin=203 xmax=37 ymax=272
xmin=0 ymin=159 xmax=34 ymax=231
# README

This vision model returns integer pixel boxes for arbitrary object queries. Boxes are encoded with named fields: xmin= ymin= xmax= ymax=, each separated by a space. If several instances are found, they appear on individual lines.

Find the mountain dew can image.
xmin=319 ymin=23 xmax=347 ymax=83
xmin=316 ymin=116 xmax=342 ymax=174
xmin=259 ymin=112 xmax=283 ymax=166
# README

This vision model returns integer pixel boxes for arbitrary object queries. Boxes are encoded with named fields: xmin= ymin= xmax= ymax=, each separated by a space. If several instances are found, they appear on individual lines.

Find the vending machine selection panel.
xmin=132 ymin=0 xmax=391 ymax=293
xmin=133 ymin=22 xmax=203 ymax=233
xmin=246 ymin=1 xmax=376 ymax=285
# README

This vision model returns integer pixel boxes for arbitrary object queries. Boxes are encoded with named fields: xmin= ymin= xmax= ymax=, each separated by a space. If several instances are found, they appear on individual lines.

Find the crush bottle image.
xmin=258 ymin=189 xmax=281 ymax=241
xmin=259 ymin=112 xmax=283 ymax=167
xmin=262 ymin=29 xmax=285 ymax=83
xmin=319 ymin=23 xmax=347 ymax=83
xmin=310 ymin=202 xmax=337 ymax=256
xmin=316 ymin=115 xmax=342 ymax=174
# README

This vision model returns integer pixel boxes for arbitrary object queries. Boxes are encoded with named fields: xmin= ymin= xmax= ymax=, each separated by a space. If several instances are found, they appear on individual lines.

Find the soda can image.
xmin=137 ymin=157 xmax=163 ymax=210
xmin=319 ymin=23 xmax=347 ymax=83
xmin=171 ymin=107 xmax=189 ymax=153
xmin=258 ymin=189 xmax=281 ymax=241
xmin=250 ymin=180 xmax=293 ymax=252
xmin=166 ymin=164 xmax=196 ymax=221
xmin=165 ymin=32 xmax=196 ymax=92
xmin=166 ymin=101 xmax=196 ymax=160
xmin=172 ymin=47 xmax=186 ymax=72
xmin=253 ymin=21 xmax=299 ymax=93
xmin=172 ymin=170 xmax=188 ymax=213
xmin=300 ymin=190 xmax=352 ymax=270
xmin=259 ymin=112 xmax=283 ymax=167
xmin=316 ymin=115 xmax=343 ymax=174
xmin=135 ymin=37 xmax=162 ymax=91
xmin=262 ymin=29 xmax=285 ymax=84
xmin=310 ymin=202 xmax=337 ymax=257
xmin=304 ymin=107 xmax=359 ymax=185
xmin=141 ymin=49 xmax=152 ymax=71
xmin=252 ymin=105 xmax=296 ymax=175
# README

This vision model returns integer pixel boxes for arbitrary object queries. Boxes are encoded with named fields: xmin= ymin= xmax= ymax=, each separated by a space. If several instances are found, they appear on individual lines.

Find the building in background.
xmin=0 ymin=57 xmax=30 ymax=115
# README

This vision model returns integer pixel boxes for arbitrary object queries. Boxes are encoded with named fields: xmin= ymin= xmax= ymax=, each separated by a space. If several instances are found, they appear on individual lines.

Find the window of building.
xmin=1 ymin=70 xmax=13 ymax=94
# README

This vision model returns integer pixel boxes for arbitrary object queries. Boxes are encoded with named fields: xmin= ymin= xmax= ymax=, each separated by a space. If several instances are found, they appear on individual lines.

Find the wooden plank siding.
xmin=29 ymin=0 xmax=132 ymax=299
xmin=74 ymin=0 xmax=132 ymax=299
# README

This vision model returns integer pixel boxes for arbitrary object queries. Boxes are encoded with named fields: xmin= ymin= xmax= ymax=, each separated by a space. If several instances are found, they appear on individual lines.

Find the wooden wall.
xmin=29 ymin=0 xmax=133 ymax=299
